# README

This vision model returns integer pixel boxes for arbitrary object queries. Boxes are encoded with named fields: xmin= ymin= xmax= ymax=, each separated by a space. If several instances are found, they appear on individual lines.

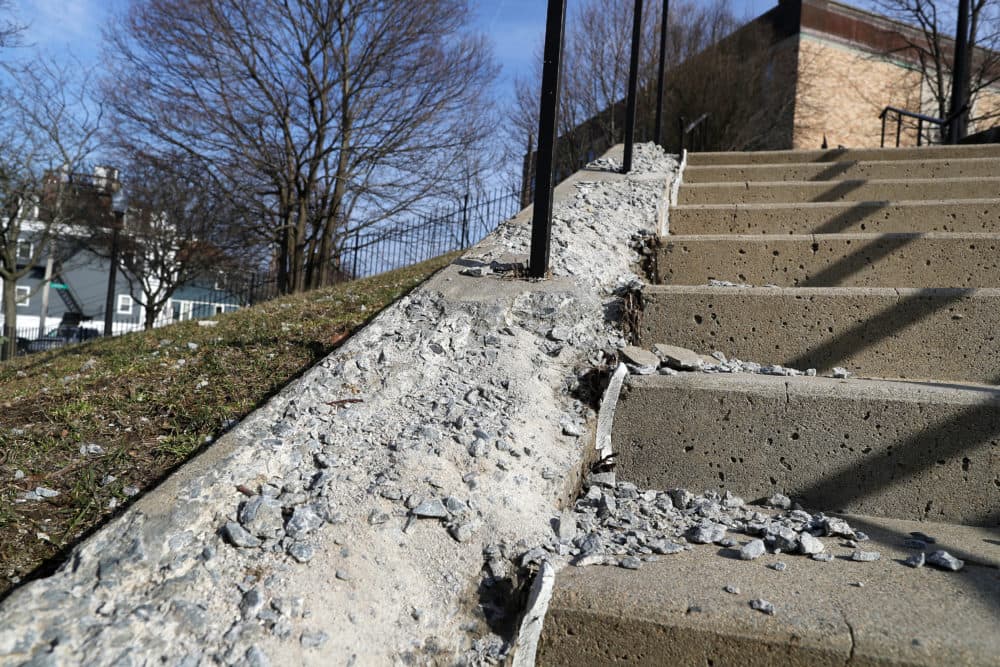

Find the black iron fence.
xmin=174 ymin=187 xmax=522 ymax=311
xmin=3 ymin=187 xmax=522 ymax=358
xmin=345 ymin=188 xmax=522 ymax=280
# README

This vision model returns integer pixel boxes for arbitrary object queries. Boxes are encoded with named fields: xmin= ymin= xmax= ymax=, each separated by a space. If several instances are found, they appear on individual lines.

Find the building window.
xmin=213 ymin=273 xmax=228 ymax=291
xmin=16 ymin=241 xmax=32 ymax=261
xmin=117 ymin=294 xmax=133 ymax=315
xmin=15 ymin=286 xmax=30 ymax=307
xmin=215 ymin=305 xmax=224 ymax=315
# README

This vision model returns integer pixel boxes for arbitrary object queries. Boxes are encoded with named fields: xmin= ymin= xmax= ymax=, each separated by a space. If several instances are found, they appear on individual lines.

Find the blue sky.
xmin=473 ymin=0 xmax=778 ymax=92
xmin=10 ymin=0 xmax=779 ymax=96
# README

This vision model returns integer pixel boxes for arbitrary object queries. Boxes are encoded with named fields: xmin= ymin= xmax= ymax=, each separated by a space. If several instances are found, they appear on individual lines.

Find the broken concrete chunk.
xmin=619 ymin=556 xmax=642 ymax=570
xmin=926 ymin=550 xmax=964 ymax=572
xmin=904 ymin=552 xmax=926 ymax=568
xmin=798 ymin=533 xmax=825 ymax=555
xmin=765 ymin=493 xmax=792 ymax=510
xmin=223 ymin=521 xmax=262 ymax=548
xmin=239 ymin=496 xmax=285 ymax=539
xmin=686 ymin=522 xmax=727 ymax=544
xmin=618 ymin=345 xmax=660 ymax=368
xmin=740 ymin=539 xmax=767 ymax=560
xmin=652 ymin=344 xmax=703 ymax=370
xmin=750 ymin=599 xmax=775 ymax=615
xmin=411 ymin=499 xmax=449 ymax=519
xmin=823 ymin=517 xmax=856 ymax=539
xmin=851 ymin=550 xmax=881 ymax=562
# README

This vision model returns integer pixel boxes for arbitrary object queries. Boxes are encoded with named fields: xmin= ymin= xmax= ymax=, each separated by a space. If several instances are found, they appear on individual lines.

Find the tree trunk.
xmin=1 ymin=278 xmax=18 ymax=361
xmin=318 ymin=152 xmax=350 ymax=287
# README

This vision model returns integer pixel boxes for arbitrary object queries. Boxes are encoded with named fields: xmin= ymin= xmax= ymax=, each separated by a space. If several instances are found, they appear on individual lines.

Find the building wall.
xmin=792 ymin=33 xmax=925 ymax=149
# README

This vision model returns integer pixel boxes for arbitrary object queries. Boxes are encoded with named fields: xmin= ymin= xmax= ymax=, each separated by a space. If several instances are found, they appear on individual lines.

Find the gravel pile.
xmin=486 ymin=476 xmax=966 ymax=621
xmin=619 ymin=343 xmax=854 ymax=379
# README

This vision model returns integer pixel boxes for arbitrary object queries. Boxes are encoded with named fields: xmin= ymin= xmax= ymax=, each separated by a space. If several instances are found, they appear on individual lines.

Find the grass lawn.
xmin=0 ymin=252 xmax=458 ymax=598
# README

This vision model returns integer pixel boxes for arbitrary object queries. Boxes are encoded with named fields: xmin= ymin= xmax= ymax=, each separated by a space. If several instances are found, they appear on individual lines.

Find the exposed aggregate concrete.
xmin=0 ymin=145 xmax=674 ymax=666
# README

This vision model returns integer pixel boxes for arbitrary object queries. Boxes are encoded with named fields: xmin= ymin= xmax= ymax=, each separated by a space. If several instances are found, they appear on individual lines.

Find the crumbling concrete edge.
xmin=662 ymin=149 xmax=686 ymax=236
xmin=510 ymin=560 xmax=555 ymax=667
xmin=595 ymin=363 xmax=628 ymax=461
xmin=510 ymin=360 xmax=627 ymax=665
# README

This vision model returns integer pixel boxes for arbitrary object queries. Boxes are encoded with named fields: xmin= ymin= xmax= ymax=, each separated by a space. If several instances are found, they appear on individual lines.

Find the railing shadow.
xmin=810 ymin=179 xmax=868 ymax=203
xmin=790 ymin=390 xmax=1000 ymax=526
xmin=784 ymin=288 xmax=974 ymax=372
xmin=807 ymin=160 xmax=858 ymax=181
xmin=812 ymin=200 xmax=892 ymax=235
xmin=797 ymin=233 xmax=920 ymax=288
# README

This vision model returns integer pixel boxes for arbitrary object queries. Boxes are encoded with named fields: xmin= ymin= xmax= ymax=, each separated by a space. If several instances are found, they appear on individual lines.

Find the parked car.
xmin=26 ymin=326 xmax=101 ymax=353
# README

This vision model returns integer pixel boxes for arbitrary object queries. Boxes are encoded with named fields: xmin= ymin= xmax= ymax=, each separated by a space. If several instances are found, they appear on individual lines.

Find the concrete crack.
xmin=840 ymin=608 xmax=857 ymax=665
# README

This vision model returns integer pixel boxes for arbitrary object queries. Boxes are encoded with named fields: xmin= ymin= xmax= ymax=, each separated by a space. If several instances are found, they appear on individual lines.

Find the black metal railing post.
xmin=622 ymin=0 xmax=643 ymax=173
xmin=653 ymin=0 xmax=669 ymax=147
xmin=461 ymin=193 xmax=470 ymax=248
xmin=529 ymin=0 xmax=567 ymax=279
xmin=103 ymin=211 xmax=123 ymax=337
xmin=948 ymin=0 xmax=971 ymax=143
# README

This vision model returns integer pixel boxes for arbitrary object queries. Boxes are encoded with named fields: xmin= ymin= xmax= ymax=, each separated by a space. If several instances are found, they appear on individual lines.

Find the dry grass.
xmin=0 ymin=253 xmax=458 ymax=598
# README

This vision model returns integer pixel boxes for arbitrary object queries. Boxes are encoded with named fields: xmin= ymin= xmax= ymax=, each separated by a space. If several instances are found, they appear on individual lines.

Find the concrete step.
xmin=677 ymin=177 xmax=1000 ymax=206
xmin=657 ymin=233 xmax=1000 ymax=288
xmin=638 ymin=285 xmax=1000 ymax=384
xmin=539 ymin=512 xmax=1000 ymax=666
xmin=669 ymin=199 xmax=1000 ymax=235
xmin=684 ymin=157 xmax=1000 ymax=184
xmin=686 ymin=144 xmax=1000 ymax=166
xmin=612 ymin=373 xmax=1000 ymax=525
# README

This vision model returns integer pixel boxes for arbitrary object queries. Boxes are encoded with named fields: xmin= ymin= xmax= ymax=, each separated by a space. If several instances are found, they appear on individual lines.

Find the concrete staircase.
xmin=538 ymin=145 xmax=1000 ymax=665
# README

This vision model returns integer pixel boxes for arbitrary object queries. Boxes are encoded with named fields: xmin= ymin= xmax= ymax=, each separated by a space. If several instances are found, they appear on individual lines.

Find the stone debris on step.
xmin=750 ymin=599 xmax=776 ymax=615
xmin=926 ymin=550 xmax=964 ymax=572
xmin=619 ymin=344 xmax=822 ymax=379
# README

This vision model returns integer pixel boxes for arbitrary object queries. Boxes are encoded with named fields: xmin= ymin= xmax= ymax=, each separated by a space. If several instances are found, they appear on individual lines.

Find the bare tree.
xmin=872 ymin=0 xmax=1000 ymax=132
xmin=0 ymin=0 xmax=23 ymax=50
xmin=0 ymin=59 xmax=102 ymax=360
xmin=103 ymin=0 xmax=497 ymax=295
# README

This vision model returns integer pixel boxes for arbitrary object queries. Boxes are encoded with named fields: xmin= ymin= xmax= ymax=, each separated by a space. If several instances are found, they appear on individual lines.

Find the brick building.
xmin=759 ymin=0 xmax=1000 ymax=149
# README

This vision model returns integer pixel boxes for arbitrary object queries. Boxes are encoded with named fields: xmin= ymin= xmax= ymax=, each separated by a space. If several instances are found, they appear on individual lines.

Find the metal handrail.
xmin=878 ymin=106 xmax=947 ymax=148
xmin=679 ymin=112 xmax=710 ymax=152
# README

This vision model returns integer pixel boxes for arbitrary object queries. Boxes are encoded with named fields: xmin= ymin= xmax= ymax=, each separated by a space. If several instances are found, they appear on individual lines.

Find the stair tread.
xmin=662 ymin=231 xmax=1000 ymax=240
xmin=685 ymin=145 xmax=1000 ymax=166
xmin=541 ymin=513 xmax=1000 ymax=666
xmin=681 ymin=175 xmax=1000 ymax=187
xmin=672 ymin=197 xmax=1000 ymax=210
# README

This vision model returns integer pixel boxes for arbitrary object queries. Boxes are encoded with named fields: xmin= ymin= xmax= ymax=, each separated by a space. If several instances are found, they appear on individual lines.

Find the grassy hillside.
xmin=0 ymin=253 xmax=458 ymax=597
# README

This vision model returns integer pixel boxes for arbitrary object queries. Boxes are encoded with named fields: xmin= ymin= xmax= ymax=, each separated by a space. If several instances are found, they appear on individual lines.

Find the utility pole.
xmin=948 ymin=0 xmax=971 ymax=143
xmin=104 ymin=210 xmax=123 ymax=337
xmin=37 ymin=254 xmax=54 ymax=338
